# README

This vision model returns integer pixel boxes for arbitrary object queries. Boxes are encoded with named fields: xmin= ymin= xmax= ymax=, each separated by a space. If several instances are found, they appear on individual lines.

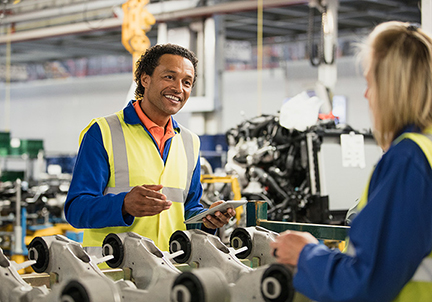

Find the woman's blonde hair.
xmin=362 ymin=21 xmax=432 ymax=149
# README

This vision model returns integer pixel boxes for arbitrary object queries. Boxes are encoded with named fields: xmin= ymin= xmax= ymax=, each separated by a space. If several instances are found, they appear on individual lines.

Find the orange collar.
xmin=133 ymin=101 xmax=175 ymax=155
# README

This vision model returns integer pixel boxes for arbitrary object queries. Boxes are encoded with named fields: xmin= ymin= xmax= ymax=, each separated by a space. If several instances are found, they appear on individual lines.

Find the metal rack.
xmin=246 ymin=200 xmax=349 ymax=241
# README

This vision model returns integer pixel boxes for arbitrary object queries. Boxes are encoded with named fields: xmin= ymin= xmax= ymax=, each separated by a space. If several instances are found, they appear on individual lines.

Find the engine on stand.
xmin=222 ymin=114 xmax=373 ymax=224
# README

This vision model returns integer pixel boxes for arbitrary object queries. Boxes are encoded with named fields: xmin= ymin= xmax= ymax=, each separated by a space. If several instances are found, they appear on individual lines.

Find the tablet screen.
xmin=184 ymin=200 xmax=247 ymax=224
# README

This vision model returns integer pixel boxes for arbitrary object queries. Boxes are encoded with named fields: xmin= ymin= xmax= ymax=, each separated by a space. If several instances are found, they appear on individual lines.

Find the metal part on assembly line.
xmin=170 ymin=255 xmax=295 ymax=302
xmin=168 ymin=229 xmax=295 ymax=302
xmin=102 ymin=232 xmax=181 ymax=290
xmin=0 ymin=245 xmax=120 ymax=302
xmin=101 ymin=232 xmax=233 ymax=302
xmin=26 ymin=234 xmax=228 ymax=302
xmin=171 ymin=267 xmax=231 ymax=302
xmin=0 ymin=247 xmax=48 ymax=302
xmin=230 ymin=263 xmax=295 ymax=302
xmin=230 ymin=226 xmax=279 ymax=266
xmin=27 ymin=235 xmax=177 ymax=302
xmin=28 ymin=235 xmax=113 ymax=281
xmin=169 ymin=229 xmax=253 ymax=284
xmin=44 ymin=277 xmax=123 ymax=302
xmin=27 ymin=235 xmax=123 ymax=302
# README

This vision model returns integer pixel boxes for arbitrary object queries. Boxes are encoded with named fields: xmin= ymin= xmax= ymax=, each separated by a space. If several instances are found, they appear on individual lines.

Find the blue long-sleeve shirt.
xmin=294 ymin=129 xmax=432 ymax=302
xmin=64 ymin=101 xmax=208 ymax=230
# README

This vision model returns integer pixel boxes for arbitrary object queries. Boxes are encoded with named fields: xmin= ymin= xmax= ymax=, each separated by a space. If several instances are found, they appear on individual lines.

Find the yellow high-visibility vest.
xmin=80 ymin=110 xmax=200 ymax=252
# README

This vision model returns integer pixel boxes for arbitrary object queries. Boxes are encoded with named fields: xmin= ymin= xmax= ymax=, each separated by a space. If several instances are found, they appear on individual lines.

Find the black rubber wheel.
xmin=61 ymin=280 xmax=90 ymax=302
xmin=169 ymin=231 xmax=192 ymax=264
xmin=172 ymin=271 xmax=205 ymax=302
xmin=102 ymin=233 xmax=124 ymax=268
xmin=28 ymin=237 xmax=50 ymax=273
xmin=261 ymin=263 xmax=295 ymax=302
xmin=230 ymin=227 xmax=252 ymax=258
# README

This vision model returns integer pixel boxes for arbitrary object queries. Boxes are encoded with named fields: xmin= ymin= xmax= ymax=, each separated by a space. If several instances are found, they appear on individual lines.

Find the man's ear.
xmin=141 ymin=74 xmax=150 ymax=88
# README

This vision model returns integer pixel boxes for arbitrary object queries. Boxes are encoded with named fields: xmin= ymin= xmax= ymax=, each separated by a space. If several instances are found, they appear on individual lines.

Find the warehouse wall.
xmin=0 ymin=74 xmax=133 ymax=154
xmin=0 ymin=56 xmax=371 ymax=155
xmin=222 ymin=56 xmax=370 ymax=132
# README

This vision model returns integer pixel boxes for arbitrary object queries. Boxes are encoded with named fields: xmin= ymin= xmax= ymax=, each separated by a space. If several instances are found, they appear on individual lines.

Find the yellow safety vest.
xmin=348 ymin=128 xmax=432 ymax=301
xmin=80 ymin=110 xmax=200 ymax=252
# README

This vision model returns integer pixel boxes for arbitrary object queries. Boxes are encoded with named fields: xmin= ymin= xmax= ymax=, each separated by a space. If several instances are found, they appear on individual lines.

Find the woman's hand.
xmin=270 ymin=230 xmax=319 ymax=266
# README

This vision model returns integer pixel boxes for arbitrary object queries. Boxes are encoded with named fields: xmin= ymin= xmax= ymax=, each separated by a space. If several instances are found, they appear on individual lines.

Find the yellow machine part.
xmin=24 ymin=223 xmax=80 ymax=246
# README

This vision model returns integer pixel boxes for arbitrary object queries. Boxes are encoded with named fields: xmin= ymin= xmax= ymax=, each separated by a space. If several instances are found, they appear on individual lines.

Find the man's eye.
xmin=184 ymin=81 xmax=192 ymax=86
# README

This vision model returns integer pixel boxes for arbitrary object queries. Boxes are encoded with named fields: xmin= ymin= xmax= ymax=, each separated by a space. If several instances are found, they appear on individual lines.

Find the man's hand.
xmin=202 ymin=200 xmax=236 ymax=229
xmin=270 ymin=230 xmax=318 ymax=266
xmin=123 ymin=184 xmax=172 ymax=217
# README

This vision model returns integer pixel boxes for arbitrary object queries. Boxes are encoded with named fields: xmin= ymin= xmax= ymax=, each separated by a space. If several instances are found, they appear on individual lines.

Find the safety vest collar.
xmin=123 ymin=100 xmax=142 ymax=125
xmin=123 ymin=100 xmax=181 ymax=132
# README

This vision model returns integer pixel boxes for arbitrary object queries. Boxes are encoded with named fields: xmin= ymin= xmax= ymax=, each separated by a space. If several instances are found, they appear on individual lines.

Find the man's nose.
xmin=171 ymin=80 xmax=182 ymax=93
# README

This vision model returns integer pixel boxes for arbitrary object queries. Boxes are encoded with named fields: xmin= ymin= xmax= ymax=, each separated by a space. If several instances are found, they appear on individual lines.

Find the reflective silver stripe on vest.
xmin=103 ymin=114 xmax=195 ymax=203
xmin=104 ymin=114 xmax=133 ymax=195
xmin=161 ymin=187 xmax=184 ymax=203
xmin=178 ymin=124 xmax=195 ymax=201
xmin=412 ymin=257 xmax=432 ymax=282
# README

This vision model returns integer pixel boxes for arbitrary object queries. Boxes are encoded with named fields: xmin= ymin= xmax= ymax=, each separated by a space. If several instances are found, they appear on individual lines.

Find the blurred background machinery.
xmin=0 ymin=130 xmax=78 ymax=264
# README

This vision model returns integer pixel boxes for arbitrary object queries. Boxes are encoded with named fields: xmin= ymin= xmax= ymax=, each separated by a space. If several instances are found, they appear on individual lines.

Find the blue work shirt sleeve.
xmin=293 ymin=139 xmax=432 ymax=302
xmin=64 ymin=123 xmax=133 ymax=228
xmin=183 ymin=158 xmax=216 ymax=234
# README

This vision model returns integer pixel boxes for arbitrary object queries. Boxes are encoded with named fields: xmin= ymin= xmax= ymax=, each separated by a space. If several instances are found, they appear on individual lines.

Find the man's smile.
xmin=164 ymin=94 xmax=181 ymax=103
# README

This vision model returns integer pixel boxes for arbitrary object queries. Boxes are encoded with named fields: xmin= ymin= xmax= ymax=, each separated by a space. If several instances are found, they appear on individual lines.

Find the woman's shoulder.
xmin=378 ymin=136 xmax=432 ymax=176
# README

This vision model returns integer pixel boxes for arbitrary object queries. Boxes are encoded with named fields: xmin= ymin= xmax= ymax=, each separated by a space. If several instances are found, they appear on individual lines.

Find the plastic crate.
xmin=0 ymin=132 xmax=10 ymax=156
xmin=0 ymin=170 xmax=25 ymax=182
xmin=9 ymin=139 xmax=44 ymax=158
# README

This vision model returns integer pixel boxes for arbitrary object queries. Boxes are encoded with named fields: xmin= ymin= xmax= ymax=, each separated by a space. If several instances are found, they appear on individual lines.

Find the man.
xmin=65 ymin=44 xmax=234 ymax=252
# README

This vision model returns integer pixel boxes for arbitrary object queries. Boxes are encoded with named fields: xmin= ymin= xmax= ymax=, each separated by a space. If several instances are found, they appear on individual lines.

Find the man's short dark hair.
xmin=134 ymin=43 xmax=198 ymax=100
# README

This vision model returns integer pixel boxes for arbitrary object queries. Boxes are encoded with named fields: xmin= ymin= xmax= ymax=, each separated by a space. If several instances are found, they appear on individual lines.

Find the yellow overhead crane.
xmin=121 ymin=0 xmax=156 ymax=71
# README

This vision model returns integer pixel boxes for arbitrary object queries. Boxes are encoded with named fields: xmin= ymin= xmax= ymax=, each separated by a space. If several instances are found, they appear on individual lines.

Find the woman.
xmin=271 ymin=21 xmax=432 ymax=302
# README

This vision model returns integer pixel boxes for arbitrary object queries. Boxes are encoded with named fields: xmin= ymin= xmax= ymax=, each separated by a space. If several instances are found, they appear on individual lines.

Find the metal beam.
xmin=0 ymin=0 xmax=309 ymax=45
xmin=155 ymin=0 xmax=309 ymax=22
xmin=0 ymin=0 xmax=124 ymax=24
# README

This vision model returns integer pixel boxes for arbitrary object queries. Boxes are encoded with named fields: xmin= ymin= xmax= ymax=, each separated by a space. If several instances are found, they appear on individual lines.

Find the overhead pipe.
xmin=0 ymin=18 xmax=123 ymax=44
xmin=0 ymin=0 xmax=125 ymax=24
xmin=155 ymin=0 xmax=309 ymax=22
xmin=0 ymin=0 xmax=199 ymax=26
xmin=0 ymin=0 xmax=309 ymax=44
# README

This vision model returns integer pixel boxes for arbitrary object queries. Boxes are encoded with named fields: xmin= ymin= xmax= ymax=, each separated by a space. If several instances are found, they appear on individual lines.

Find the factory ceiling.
xmin=0 ymin=0 xmax=422 ymax=65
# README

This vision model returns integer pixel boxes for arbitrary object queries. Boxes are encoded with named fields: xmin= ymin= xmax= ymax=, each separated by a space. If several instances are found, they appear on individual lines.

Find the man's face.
xmin=141 ymin=54 xmax=194 ymax=126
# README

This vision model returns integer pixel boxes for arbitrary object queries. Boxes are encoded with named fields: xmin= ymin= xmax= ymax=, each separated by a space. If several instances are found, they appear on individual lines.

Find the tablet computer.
xmin=184 ymin=200 xmax=248 ymax=224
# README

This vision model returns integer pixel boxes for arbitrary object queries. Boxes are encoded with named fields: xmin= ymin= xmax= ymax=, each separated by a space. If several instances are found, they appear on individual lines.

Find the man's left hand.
xmin=202 ymin=200 xmax=236 ymax=229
